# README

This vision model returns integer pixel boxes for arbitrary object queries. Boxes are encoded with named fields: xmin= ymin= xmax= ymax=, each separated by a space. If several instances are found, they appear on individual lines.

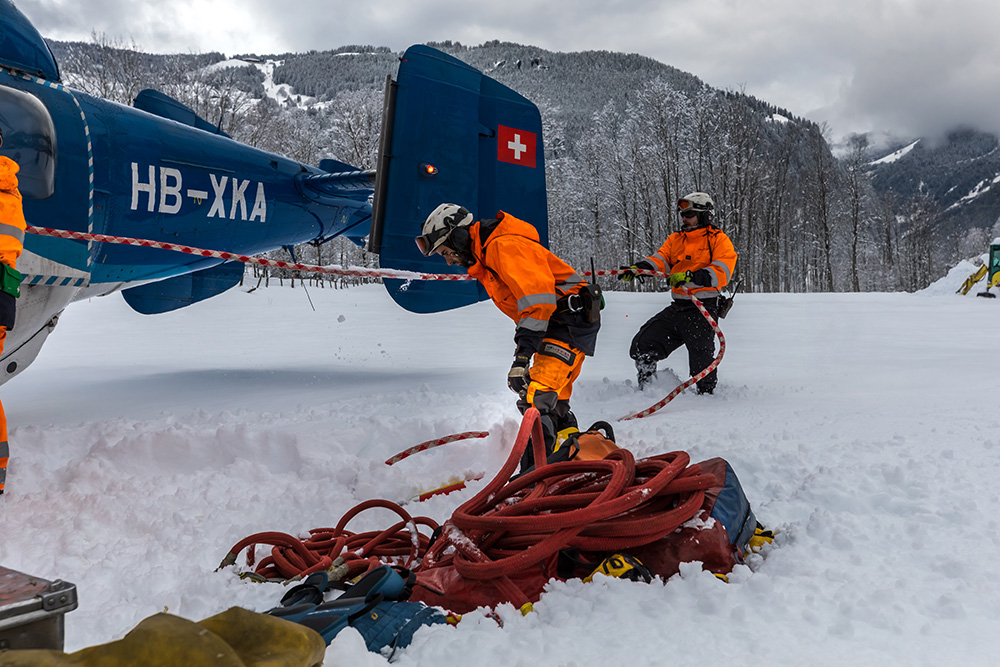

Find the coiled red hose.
xmin=220 ymin=499 xmax=440 ymax=582
xmin=222 ymin=408 xmax=716 ymax=616
xmin=418 ymin=408 xmax=716 ymax=607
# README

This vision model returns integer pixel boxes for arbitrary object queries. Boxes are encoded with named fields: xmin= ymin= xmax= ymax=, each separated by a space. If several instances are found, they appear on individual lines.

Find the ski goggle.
xmin=677 ymin=199 xmax=706 ymax=218
xmin=414 ymin=226 xmax=452 ymax=256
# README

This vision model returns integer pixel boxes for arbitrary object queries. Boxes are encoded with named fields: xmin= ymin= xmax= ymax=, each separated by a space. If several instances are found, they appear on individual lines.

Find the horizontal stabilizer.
xmin=319 ymin=158 xmax=362 ymax=173
xmin=299 ymin=160 xmax=375 ymax=241
xmin=371 ymin=45 xmax=547 ymax=314
xmin=300 ymin=169 xmax=376 ymax=197
xmin=134 ymin=89 xmax=230 ymax=137
xmin=121 ymin=261 xmax=244 ymax=314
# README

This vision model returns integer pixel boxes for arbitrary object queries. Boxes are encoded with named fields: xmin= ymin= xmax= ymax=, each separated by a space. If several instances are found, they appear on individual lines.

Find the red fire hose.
xmin=417 ymin=408 xmax=716 ymax=608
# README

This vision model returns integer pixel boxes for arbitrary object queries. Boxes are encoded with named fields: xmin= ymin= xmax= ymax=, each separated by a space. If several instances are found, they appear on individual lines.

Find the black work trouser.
xmin=629 ymin=299 xmax=719 ymax=393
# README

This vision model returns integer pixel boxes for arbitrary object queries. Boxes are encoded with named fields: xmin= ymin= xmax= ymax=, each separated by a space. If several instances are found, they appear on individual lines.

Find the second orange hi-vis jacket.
xmin=467 ymin=211 xmax=597 ymax=355
xmin=642 ymin=225 xmax=737 ymax=301
xmin=0 ymin=156 xmax=25 ymax=271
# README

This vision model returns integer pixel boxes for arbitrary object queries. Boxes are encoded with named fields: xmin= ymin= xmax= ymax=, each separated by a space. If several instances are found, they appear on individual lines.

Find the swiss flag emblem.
xmin=497 ymin=125 xmax=537 ymax=168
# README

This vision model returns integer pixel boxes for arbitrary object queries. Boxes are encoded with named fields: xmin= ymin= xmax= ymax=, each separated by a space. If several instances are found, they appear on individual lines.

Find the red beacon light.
xmin=420 ymin=163 xmax=438 ymax=177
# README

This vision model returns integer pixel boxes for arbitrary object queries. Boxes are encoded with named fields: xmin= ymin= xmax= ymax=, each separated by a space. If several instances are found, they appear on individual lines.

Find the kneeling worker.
xmin=618 ymin=192 xmax=737 ymax=394
xmin=416 ymin=204 xmax=601 ymax=469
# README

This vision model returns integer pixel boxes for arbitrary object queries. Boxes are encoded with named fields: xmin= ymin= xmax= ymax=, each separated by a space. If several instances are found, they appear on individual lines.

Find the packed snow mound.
xmin=921 ymin=255 xmax=988 ymax=295
xmin=924 ymin=237 xmax=999 ymax=296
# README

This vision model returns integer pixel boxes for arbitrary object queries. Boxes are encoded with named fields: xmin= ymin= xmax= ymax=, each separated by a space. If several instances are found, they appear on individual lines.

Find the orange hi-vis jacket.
xmin=467 ymin=211 xmax=588 ymax=347
xmin=0 ymin=156 xmax=26 ymax=271
xmin=643 ymin=225 xmax=737 ymax=301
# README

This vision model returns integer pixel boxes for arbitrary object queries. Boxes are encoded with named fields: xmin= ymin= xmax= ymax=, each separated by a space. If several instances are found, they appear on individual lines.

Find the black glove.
xmin=617 ymin=265 xmax=644 ymax=283
xmin=507 ymin=353 xmax=532 ymax=395
xmin=618 ymin=260 xmax=656 ymax=283
xmin=689 ymin=268 xmax=712 ymax=287
xmin=0 ymin=291 xmax=14 ymax=330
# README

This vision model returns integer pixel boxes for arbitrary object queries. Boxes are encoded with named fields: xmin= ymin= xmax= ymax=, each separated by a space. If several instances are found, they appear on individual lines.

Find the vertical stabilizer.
xmin=371 ymin=45 xmax=547 ymax=314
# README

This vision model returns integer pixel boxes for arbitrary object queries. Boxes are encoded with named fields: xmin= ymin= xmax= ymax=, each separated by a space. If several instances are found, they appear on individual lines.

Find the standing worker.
xmin=416 ymin=204 xmax=601 ymax=469
xmin=618 ymin=192 xmax=737 ymax=394
xmin=0 ymin=127 xmax=25 ymax=494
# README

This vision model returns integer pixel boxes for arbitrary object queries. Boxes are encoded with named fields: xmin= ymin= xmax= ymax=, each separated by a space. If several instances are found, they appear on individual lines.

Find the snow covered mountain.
xmin=867 ymin=128 xmax=1000 ymax=240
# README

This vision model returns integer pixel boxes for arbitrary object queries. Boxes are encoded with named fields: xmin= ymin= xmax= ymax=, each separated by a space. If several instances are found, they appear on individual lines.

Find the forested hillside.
xmin=47 ymin=36 xmax=998 ymax=292
xmin=867 ymin=129 xmax=1000 ymax=253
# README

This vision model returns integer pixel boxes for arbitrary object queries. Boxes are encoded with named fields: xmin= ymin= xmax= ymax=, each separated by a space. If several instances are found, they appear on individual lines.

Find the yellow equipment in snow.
xmin=957 ymin=264 xmax=988 ymax=295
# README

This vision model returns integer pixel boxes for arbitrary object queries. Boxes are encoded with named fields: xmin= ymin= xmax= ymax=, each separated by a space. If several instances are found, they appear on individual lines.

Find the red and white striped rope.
xmin=25 ymin=224 xmax=665 ymax=282
xmin=24 ymin=225 xmax=475 ymax=282
xmin=384 ymin=431 xmax=490 ymax=466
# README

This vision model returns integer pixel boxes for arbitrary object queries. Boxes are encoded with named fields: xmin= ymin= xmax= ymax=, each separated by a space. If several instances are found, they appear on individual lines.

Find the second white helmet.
xmin=415 ymin=203 xmax=474 ymax=256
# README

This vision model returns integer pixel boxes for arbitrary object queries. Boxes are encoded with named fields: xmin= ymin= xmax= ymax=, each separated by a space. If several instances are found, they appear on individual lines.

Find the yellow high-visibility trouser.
xmin=525 ymin=338 xmax=585 ymax=408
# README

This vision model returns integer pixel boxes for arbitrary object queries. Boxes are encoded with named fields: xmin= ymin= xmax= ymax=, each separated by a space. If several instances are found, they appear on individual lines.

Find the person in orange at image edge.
xmin=0 ymin=127 xmax=26 ymax=495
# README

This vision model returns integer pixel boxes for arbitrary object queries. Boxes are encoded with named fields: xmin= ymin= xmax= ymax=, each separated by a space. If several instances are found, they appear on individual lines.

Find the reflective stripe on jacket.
xmin=467 ymin=211 xmax=587 ymax=340
xmin=0 ymin=157 xmax=26 ymax=270
xmin=644 ymin=226 xmax=737 ymax=300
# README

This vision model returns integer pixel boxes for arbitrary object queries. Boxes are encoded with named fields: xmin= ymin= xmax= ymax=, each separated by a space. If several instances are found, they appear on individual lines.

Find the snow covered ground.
xmin=2 ymin=276 xmax=1000 ymax=665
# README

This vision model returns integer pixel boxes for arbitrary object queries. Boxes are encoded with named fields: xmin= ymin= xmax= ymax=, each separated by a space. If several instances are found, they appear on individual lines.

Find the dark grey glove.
xmin=507 ymin=353 xmax=532 ymax=394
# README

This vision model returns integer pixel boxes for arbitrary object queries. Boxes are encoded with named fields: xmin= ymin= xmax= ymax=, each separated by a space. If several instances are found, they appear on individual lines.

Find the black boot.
xmin=518 ymin=412 xmax=558 ymax=473
xmin=635 ymin=359 xmax=657 ymax=390
xmin=552 ymin=402 xmax=580 ymax=453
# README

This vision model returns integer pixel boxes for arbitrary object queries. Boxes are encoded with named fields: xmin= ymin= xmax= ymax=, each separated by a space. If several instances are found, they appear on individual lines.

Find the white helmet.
xmin=415 ymin=203 xmax=474 ymax=256
xmin=677 ymin=192 xmax=714 ymax=213
xmin=677 ymin=192 xmax=714 ymax=227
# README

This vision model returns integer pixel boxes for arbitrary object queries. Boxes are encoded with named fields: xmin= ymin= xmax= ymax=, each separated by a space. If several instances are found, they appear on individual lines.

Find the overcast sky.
xmin=17 ymin=0 xmax=1000 ymax=143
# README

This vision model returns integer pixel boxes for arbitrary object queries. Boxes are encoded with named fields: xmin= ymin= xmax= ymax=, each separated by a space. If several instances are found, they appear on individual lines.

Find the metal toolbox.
xmin=0 ymin=565 xmax=78 ymax=651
